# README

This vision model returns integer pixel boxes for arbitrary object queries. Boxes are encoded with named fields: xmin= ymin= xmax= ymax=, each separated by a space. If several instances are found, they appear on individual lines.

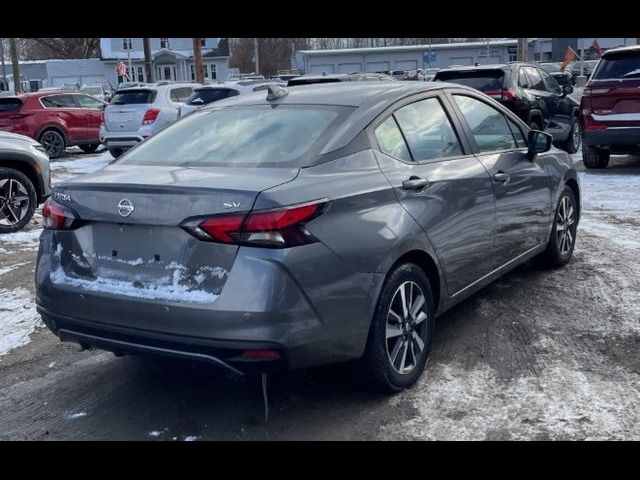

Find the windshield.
xmin=540 ymin=63 xmax=562 ymax=73
xmin=435 ymin=70 xmax=504 ymax=91
xmin=110 ymin=89 xmax=156 ymax=104
xmin=117 ymin=105 xmax=352 ymax=168
xmin=593 ymin=53 xmax=640 ymax=79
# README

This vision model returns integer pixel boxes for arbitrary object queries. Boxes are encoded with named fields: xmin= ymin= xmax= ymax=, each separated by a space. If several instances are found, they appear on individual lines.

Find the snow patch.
xmin=0 ymin=248 xmax=8 ymax=254
xmin=0 ymin=287 xmax=40 ymax=356
xmin=0 ymin=229 xmax=42 ymax=249
xmin=65 ymin=411 xmax=88 ymax=420
xmin=0 ymin=262 xmax=29 ymax=277
xmin=183 ymin=435 xmax=200 ymax=441
xmin=48 ymin=362 xmax=56 ymax=369
xmin=149 ymin=431 xmax=163 ymax=437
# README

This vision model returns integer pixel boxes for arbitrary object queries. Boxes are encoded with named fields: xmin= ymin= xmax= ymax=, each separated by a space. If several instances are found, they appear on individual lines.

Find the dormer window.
xmin=160 ymin=38 xmax=170 ymax=49
xmin=122 ymin=38 xmax=132 ymax=50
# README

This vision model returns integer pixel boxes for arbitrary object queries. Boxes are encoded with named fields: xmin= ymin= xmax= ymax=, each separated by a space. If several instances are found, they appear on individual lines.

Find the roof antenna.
xmin=266 ymin=84 xmax=289 ymax=101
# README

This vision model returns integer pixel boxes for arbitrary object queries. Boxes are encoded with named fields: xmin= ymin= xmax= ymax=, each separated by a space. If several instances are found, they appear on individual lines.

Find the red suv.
xmin=580 ymin=45 xmax=640 ymax=169
xmin=0 ymin=91 xmax=105 ymax=159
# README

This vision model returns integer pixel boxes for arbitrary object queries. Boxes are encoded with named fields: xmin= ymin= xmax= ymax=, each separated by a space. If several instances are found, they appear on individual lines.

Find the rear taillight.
xmin=183 ymin=200 xmax=327 ymax=248
xmin=99 ymin=111 xmax=104 ymax=123
xmin=584 ymin=87 xmax=610 ymax=96
xmin=485 ymin=89 xmax=518 ymax=101
xmin=42 ymin=198 xmax=82 ymax=230
xmin=142 ymin=108 xmax=160 ymax=125
xmin=582 ymin=113 xmax=608 ymax=131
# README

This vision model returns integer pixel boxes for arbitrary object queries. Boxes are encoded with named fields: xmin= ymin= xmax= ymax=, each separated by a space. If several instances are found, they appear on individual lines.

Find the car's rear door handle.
xmin=402 ymin=176 xmax=430 ymax=190
xmin=493 ymin=172 xmax=510 ymax=184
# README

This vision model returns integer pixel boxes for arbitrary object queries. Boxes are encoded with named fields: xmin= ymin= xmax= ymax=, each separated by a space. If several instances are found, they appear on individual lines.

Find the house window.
xmin=160 ymin=38 xmax=170 ymax=49
xmin=210 ymin=64 xmax=217 ymax=80
xmin=122 ymin=38 xmax=132 ymax=50
xmin=508 ymin=53 xmax=518 ymax=62
xmin=204 ymin=64 xmax=209 ymax=78
xmin=190 ymin=64 xmax=195 ymax=81
xmin=137 ymin=66 xmax=144 ymax=82
xmin=200 ymin=38 xmax=206 ymax=47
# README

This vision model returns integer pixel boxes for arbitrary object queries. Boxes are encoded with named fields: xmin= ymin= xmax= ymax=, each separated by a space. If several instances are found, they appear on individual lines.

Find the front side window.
xmin=187 ymin=88 xmax=233 ymax=105
xmin=539 ymin=69 xmax=562 ymax=95
xmin=41 ymin=95 xmax=77 ymax=108
xmin=374 ymin=116 xmax=412 ymax=162
xmin=117 ymin=105 xmax=350 ymax=168
xmin=453 ymin=95 xmax=518 ymax=153
xmin=518 ymin=68 xmax=531 ymax=88
xmin=507 ymin=118 xmax=527 ymax=148
xmin=393 ymin=97 xmax=462 ymax=161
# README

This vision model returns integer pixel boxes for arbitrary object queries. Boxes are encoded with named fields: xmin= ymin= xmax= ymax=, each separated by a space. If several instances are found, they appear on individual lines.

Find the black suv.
xmin=434 ymin=63 xmax=581 ymax=153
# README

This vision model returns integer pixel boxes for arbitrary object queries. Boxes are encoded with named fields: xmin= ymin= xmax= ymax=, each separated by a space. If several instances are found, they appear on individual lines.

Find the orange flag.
xmin=561 ymin=46 xmax=578 ymax=71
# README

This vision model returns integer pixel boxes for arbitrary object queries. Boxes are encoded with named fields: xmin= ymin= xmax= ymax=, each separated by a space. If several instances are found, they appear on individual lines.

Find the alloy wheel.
xmin=41 ymin=131 xmax=64 ymax=158
xmin=0 ymin=178 xmax=30 ymax=226
xmin=385 ymin=281 xmax=429 ymax=375
xmin=556 ymin=195 xmax=576 ymax=256
xmin=572 ymin=121 xmax=581 ymax=151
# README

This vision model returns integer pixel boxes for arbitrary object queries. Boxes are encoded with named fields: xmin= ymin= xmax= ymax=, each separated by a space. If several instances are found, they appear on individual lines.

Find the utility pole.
xmin=9 ymin=38 xmax=20 ymax=94
xmin=193 ymin=38 xmax=204 ymax=83
xmin=254 ymin=38 xmax=260 ymax=75
xmin=0 ymin=39 xmax=7 ymax=87
xmin=143 ymin=38 xmax=153 ymax=83
xmin=126 ymin=38 xmax=133 ymax=81
xmin=517 ymin=38 xmax=527 ymax=62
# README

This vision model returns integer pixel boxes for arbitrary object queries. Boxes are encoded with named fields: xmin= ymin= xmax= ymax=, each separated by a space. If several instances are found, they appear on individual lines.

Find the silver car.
xmin=36 ymin=82 xmax=580 ymax=391
xmin=100 ymin=82 xmax=195 ymax=158
xmin=0 ymin=131 xmax=51 ymax=233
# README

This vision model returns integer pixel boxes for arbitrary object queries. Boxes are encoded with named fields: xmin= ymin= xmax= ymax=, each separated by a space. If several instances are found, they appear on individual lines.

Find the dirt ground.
xmin=1 ymin=149 xmax=639 ymax=440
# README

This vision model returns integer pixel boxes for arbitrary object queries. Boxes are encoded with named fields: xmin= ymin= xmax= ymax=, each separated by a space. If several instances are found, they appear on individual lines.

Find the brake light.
xmin=183 ymin=200 xmax=327 ymax=248
xmin=241 ymin=350 xmax=282 ymax=360
xmin=99 ymin=111 xmax=104 ymax=123
xmin=582 ymin=114 xmax=608 ymax=131
xmin=485 ymin=89 xmax=518 ymax=101
xmin=42 ymin=198 xmax=82 ymax=230
xmin=584 ymin=88 xmax=610 ymax=96
xmin=142 ymin=108 xmax=160 ymax=125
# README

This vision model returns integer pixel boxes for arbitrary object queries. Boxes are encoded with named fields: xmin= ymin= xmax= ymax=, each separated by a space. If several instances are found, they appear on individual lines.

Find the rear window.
xmin=0 ymin=98 xmax=22 ymax=112
xmin=434 ymin=70 xmax=504 ymax=91
xmin=594 ymin=52 xmax=640 ymax=79
xmin=187 ymin=88 xmax=237 ymax=105
xmin=110 ymin=89 xmax=156 ymax=105
xmin=117 ymin=105 xmax=352 ymax=168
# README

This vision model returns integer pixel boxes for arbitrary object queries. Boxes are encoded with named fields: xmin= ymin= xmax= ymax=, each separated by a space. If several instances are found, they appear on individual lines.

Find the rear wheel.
xmin=0 ymin=167 xmax=37 ymax=234
xmin=80 ymin=144 xmax=99 ymax=154
xmin=536 ymin=186 xmax=578 ymax=268
xmin=561 ymin=117 xmax=581 ymax=154
xmin=583 ymin=145 xmax=610 ymax=169
xmin=360 ymin=263 xmax=435 ymax=392
xmin=39 ymin=129 xmax=66 ymax=159
xmin=108 ymin=148 xmax=125 ymax=159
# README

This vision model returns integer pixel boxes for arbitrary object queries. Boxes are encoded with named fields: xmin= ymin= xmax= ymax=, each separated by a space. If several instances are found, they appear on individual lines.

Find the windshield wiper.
xmin=621 ymin=69 xmax=640 ymax=78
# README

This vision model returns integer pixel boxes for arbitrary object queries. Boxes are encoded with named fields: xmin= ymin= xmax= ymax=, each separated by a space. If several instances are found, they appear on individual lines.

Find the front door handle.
xmin=493 ymin=172 xmax=510 ymax=184
xmin=402 ymin=176 xmax=430 ymax=190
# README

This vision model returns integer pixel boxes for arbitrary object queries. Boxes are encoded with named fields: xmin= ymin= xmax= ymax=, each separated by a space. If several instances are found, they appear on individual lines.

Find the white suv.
xmin=100 ymin=82 xmax=195 ymax=158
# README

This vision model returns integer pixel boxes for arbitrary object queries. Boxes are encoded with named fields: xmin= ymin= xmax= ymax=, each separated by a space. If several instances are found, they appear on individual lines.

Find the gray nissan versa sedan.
xmin=35 ymin=82 xmax=580 ymax=392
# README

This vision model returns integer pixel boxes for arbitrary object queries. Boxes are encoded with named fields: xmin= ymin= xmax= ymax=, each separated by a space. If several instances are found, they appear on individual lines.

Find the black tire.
xmin=80 ymin=144 xmax=99 ymax=154
xmin=536 ymin=186 xmax=578 ymax=269
xmin=39 ymin=129 xmax=66 ymax=159
xmin=0 ymin=167 xmax=37 ymax=234
xmin=108 ymin=148 xmax=125 ymax=159
xmin=560 ymin=117 xmax=581 ymax=154
xmin=360 ymin=263 xmax=435 ymax=393
xmin=582 ymin=145 xmax=610 ymax=169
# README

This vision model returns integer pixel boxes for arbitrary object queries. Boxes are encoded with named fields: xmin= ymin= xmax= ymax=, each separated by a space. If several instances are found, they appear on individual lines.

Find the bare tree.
xmin=230 ymin=38 xmax=310 ymax=76
xmin=19 ymin=38 xmax=100 ymax=60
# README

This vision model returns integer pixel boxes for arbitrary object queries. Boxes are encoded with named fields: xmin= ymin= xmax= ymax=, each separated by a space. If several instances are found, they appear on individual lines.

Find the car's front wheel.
xmin=582 ymin=145 xmax=610 ymax=169
xmin=536 ymin=186 xmax=578 ymax=268
xmin=560 ymin=117 xmax=581 ymax=154
xmin=360 ymin=263 xmax=435 ymax=392
xmin=0 ymin=167 xmax=37 ymax=234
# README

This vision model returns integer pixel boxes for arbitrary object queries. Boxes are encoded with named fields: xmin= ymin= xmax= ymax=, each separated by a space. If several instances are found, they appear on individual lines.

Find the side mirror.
xmin=562 ymin=85 xmax=574 ymax=96
xmin=527 ymin=130 xmax=552 ymax=160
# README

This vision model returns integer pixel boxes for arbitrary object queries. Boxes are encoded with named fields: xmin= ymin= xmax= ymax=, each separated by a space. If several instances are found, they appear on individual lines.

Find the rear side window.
xmin=110 ymin=89 xmax=156 ymax=105
xmin=435 ymin=70 xmax=504 ymax=91
xmin=187 ymin=88 xmax=235 ymax=105
xmin=374 ymin=116 xmax=411 ymax=161
xmin=393 ymin=98 xmax=462 ymax=161
xmin=453 ymin=95 xmax=517 ymax=153
xmin=523 ymin=67 xmax=546 ymax=91
xmin=539 ymin=70 xmax=562 ymax=95
xmin=117 ymin=105 xmax=351 ymax=168
xmin=170 ymin=87 xmax=194 ymax=102
xmin=41 ymin=95 xmax=77 ymax=108
xmin=594 ymin=52 xmax=640 ymax=79
xmin=75 ymin=95 xmax=104 ymax=109
xmin=0 ymin=98 xmax=22 ymax=112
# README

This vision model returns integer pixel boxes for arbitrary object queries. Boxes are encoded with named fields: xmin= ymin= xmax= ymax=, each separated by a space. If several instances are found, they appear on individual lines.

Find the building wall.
xmin=105 ymin=38 xmax=221 ymax=59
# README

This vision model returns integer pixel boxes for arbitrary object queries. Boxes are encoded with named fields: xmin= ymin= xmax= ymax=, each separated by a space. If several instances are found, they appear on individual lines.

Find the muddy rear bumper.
xmin=583 ymin=127 xmax=640 ymax=152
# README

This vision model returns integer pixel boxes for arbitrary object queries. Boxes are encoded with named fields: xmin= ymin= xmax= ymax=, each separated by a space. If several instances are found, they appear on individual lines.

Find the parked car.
xmin=0 ymin=131 xmax=51 ymax=233
xmin=539 ymin=62 xmax=574 ymax=87
xmin=79 ymin=83 xmax=113 ymax=103
xmin=434 ymin=63 xmax=581 ymax=153
xmin=100 ymin=82 xmax=195 ymax=158
xmin=423 ymin=67 xmax=440 ymax=81
xmin=569 ymin=60 xmax=600 ymax=82
xmin=178 ymin=81 xmax=285 ymax=117
xmin=287 ymin=72 xmax=395 ymax=86
xmin=580 ymin=45 xmax=640 ymax=169
xmin=37 ymin=82 xmax=580 ymax=392
xmin=0 ymin=91 xmax=106 ymax=159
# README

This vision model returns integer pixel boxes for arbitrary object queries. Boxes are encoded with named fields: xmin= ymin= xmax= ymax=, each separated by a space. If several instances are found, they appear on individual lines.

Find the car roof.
xmin=602 ymin=44 xmax=640 ymax=57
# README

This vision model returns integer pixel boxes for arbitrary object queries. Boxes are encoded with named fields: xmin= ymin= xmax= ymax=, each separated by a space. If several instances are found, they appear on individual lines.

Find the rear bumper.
xmin=102 ymin=125 xmax=156 ymax=149
xmin=583 ymin=127 xmax=640 ymax=151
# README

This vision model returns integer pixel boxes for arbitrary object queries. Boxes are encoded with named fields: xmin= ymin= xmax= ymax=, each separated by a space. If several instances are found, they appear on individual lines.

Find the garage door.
xmin=366 ymin=62 xmax=390 ymax=73
xmin=338 ymin=63 xmax=362 ymax=73
xmin=309 ymin=64 xmax=335 ymax=74
xmin=394 ymin=60 xmax=418 ymax=71
xmin=51 ymin=76 xmax=79 ymax=87
xmin=80 ymin=75 xmax=107 ymax=86
xmin=449 ymin=57 xmax=474 ymax=66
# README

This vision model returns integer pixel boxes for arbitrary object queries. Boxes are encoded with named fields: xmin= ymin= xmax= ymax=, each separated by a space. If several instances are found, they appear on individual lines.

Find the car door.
xmin=371 ymin=93 xmax=497 ymax=296
xmin=539 ymin=68 xmax=574 ymax=141
xmin=73 ymin=94 xmax=105 ymax=141
xmin=40 ymin=94 xmax=84 ymax=143
xmin=522 ymin=66 xmax=559 ymax=131
xmin=447 ymin=91 xmax=553 ymax=267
